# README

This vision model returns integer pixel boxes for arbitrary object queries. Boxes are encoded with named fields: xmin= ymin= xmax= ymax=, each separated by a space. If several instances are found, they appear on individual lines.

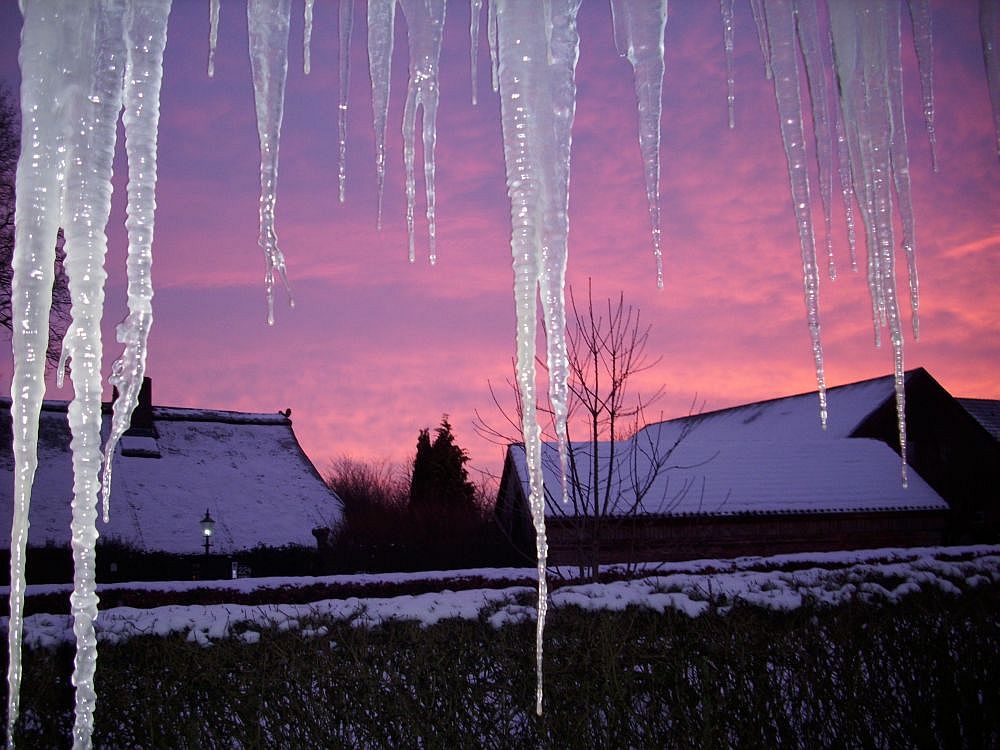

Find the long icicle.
xmin=400 ymin=0 xmax=447 ymax=264
xmin=470 ymin=0 xmax=483 ymax=104
xmin=208 ymin=0 xmax=220 ymax=77
xmin=102 ymin=0 xmax=172 ymax=524
xmin=303 ymin=0 xmax=314 ymax=75
xmin=494 ymin=0 xmax=581 ymax=715
xmin=248 ymin=0 xmax=294 ymax=325
xmin=7 ymin=2 xmax=74 ymax=740
xmin=610 ymin=0 xmax=669 ymax=288
xmin=721 ymin=0 xmax=736 ymax=128
xmin=760 ymin=0 xmax=827 ymax=428
xmin=795 ymin=0 xmax=838 ymax=281
xmin=368 ymin=0 xmax=397 ymax=229
xmin=829 ymin=0 xmax=910 ymax=484
xmin=906 ymin=0 xmax=937 ymax=170
xmin=338 ymin=0 xmax=355 ymax=203
xmin=61 ymin=3 xmax=130 ymax=745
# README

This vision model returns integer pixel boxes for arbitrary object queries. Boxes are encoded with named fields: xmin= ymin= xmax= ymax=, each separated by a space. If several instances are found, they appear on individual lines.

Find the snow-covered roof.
xmin=958 ymin=398 xmax=1000 ymax=441
xmin=0 ymin=398 xmax=341 ymax=554
xmin=504 ymin=369 xmax=950 ymax=518
xmin=507 ymin=438 xmax=947 ymax=517
xmin=639 ymin=369 xmax=916 ymax=447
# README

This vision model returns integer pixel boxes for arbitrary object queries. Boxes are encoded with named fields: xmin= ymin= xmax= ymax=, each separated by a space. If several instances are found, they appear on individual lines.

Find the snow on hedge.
xmin=4 ymin=545 xmax=997 ymax=650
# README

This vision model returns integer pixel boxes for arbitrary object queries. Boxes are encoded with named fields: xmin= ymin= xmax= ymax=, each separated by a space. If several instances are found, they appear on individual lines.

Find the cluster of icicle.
xmin=749 ymin=0 xmax=943 ymax=488
xmin=9 ymin=1 xmax=171 ymax=747
xmin=7 ymin=1 xmax=1000 ymax=746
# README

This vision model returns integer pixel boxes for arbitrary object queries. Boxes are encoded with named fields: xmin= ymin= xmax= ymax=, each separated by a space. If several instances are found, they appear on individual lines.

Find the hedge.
xmin=3 ymin=583 xmax=997 ymax=748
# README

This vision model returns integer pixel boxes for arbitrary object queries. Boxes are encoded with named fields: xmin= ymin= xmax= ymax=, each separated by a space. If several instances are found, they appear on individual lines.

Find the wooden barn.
xmin=1 ymin=378 xmax=342 ymax=581
xmin=495 ymin=369 xmax=996 ymax=567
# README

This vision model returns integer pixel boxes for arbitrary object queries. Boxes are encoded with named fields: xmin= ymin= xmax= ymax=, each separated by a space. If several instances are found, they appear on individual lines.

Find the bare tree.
xmin=0 ymin=83 xmax=71 ymax=370
xmin=477 ymin=282 xmax=709 ymax=581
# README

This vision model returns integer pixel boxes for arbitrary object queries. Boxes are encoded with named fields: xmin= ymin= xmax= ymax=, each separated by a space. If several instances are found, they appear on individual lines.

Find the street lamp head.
xmin=200 ymin=508 xmax=215 ymax=537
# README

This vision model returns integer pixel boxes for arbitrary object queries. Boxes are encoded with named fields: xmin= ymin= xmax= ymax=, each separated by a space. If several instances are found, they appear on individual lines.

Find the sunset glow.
xmin=1 ymin=1 xmax=996 ymax=482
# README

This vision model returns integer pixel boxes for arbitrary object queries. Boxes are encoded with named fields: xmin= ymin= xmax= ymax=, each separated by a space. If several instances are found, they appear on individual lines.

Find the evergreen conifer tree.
xmin=409 ymin=417 xmax=477 ymax=512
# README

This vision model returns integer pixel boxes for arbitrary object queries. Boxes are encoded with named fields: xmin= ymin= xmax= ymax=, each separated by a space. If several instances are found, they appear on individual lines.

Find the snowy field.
xmin=6 ymin=544 xmax=997 ymax=650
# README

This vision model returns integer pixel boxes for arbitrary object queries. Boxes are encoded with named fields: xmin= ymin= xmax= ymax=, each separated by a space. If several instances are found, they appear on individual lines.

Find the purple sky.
xmin=2 ymin=2 xmax=997 ymax=481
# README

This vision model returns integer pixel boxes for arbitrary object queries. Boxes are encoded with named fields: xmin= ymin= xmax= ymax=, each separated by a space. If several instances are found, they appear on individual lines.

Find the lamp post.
xmin=200 ymin=508 xmax=215 ymax=556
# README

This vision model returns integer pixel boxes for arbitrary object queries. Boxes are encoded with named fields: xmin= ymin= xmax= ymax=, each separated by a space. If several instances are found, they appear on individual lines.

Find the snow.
xmin=6 ymin=3 xmax=995 ymax=743
xmin=510 ymin=437 xmax=946 ymax=518
xmin=507 ymin=370 xmax=949 ymax=518
xmin=641 ymin=368 xmax=914 ymax=445
xmin=3 ymin=545 xmax=996 ymax=651
xmin=0 ymin=398 xmax=340 ymax=554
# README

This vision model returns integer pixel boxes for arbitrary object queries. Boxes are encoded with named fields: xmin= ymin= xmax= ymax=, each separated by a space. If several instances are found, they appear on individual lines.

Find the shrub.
xmin=3 ymin=583 xmax=997 ymax=747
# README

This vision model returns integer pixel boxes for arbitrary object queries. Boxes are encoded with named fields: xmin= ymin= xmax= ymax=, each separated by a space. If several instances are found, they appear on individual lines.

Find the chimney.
xmin=112 ymin=376 xmax=153 ymax=431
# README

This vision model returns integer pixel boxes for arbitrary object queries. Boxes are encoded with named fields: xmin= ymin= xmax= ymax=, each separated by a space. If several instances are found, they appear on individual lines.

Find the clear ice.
xmin=400 ymin=0 xmax=447 ymax=264
xmin=338 ymin=0 xmax=355 ymax=203
xmin=610 ymin=0 xmax=668 ymax=288
xmin=208 ymin=0 xmax=220 ymax=77
xmin=9 ymin=2 xmax=172 ymax=747
xmin=757 ymin=0 xmax=828 ymax=428
xmin=794 ymin=0 xmax=837 ymax=281
xmin=828 ymin=0 xmax=913 ymax=482
xmin=907 ymin=0 xmax=937 ymax=170
xmin=494 ymin=0 xmax=581 ymax=715
xmin=721 ymin=0 xmax=736 ymax=128
xmin=470 ymin=0 xmax=483 ymax=105
xmin=304 ymin=0 xmax=314 ymax=75
xmin=14 ymin=0 xmax=997 ymax=737
xmin=248 ymin=0 xmax=294 ymax=326
xmin=367 ymin=0 xmax=397 ymax=229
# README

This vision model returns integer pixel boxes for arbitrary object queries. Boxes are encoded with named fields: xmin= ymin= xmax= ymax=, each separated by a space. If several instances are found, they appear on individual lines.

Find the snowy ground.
xmin=4 ymin=545 xmax=997 ymax=650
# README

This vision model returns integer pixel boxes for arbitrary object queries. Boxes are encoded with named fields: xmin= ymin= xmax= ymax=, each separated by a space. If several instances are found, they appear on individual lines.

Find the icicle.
xmin=488 ymin=0 xmax=499 ymax=93
xmin=834 ymin=99 xmax=859 ymax=270
xmin=208 ymin=0 xmax=220 ymax=77
xmin=829 ymin=0 xmax=910 ymax=482
xmin=62 ymin=4 xmax=132 ymax=745
xmin=494 ymin=0 xmax=582 ymax=715
xmin=750 ymin=0 xmax=773 ymax=79
xmin=248 ymin=0 xmax=294 ymax=326
xmin=303 ymin=0 xmax=314 ymax=75
xmin=540 ymin=0 xmax=579 ymax=511
xmin=338 ymin=0 xmax=354 ymax=203
xmin=981 ymin=0 xmax=1000 ymax=157
xmin=610 ymin=0 xmax=668 ymax=288
xmin=7 ymin=2 xmax=71 ymax=738
xmin=721 ymin=0 xmax=736 ymax=128
xmin=759 ymin=0 xmax=827 ymax=428
xmin=102 ymin=0 xmax=172 ymax=525
xmin=795 ymin=0 xmax=837 ymax=280
xmin=470 ymin=0 xmax=483 ymax=104
xmin=906 ymin=0 xmax=936 ymax=170
xmin=368 ymin=0 xmax=397 ymax=229
xmin=886 ymin=2 xmax=920 ymax=340
xmin=400 ymin=0 xmax=447 ymax=264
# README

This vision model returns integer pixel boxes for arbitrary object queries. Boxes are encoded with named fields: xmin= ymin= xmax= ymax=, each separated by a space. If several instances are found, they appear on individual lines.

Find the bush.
xmin=0 ymin=541 xmax=321 ymax=586
xmin=3 ymin=583 xmax=997 ymax=747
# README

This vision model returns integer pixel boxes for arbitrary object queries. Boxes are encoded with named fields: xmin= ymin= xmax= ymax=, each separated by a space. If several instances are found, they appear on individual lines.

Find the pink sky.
xmin=2 ymin=2 xmax=997 ymax=482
